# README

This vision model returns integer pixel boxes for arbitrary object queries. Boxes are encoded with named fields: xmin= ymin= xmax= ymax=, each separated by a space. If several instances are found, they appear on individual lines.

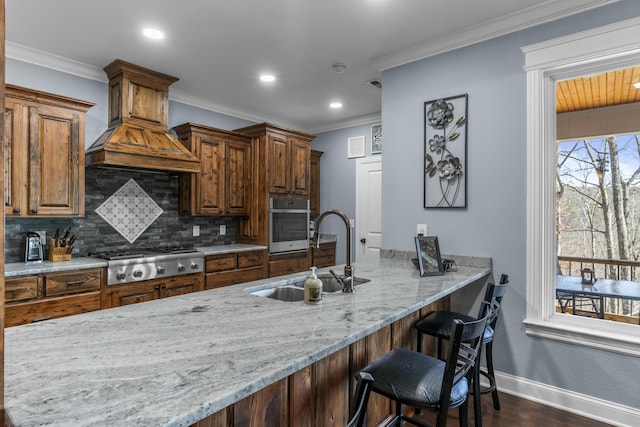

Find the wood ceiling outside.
xmin=556 ymin=66 xmax=640 ymax=113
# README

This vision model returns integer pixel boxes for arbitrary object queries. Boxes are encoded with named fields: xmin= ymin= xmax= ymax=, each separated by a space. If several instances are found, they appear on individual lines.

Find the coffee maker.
xmin=25 ymin=232 xmax=44 ymax=263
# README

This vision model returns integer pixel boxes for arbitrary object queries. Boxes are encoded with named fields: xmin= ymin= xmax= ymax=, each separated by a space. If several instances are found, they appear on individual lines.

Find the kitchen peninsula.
xmin=4 ymin=254 xmax=491 ymax=426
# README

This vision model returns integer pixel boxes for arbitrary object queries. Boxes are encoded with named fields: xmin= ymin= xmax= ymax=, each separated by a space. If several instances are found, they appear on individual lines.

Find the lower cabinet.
xmin=102 ymin=273 xmax=204 ymax=308
xmin=192 ymin=296 xmax=450 ymax=426
xmin=268 ymin=251 xmax=310 ymax=277
xmin=205 ymin=250 xmax=266 ymax=289
xmin=310 ymin=242 xmax=336 ymax=268
xmin=5 ymin=268 xmax=103 ymax=327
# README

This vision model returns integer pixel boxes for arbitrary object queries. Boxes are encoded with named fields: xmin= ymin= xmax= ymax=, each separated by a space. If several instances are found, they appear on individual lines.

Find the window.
xmin=523 ymin=17 xmax=640 ymax=356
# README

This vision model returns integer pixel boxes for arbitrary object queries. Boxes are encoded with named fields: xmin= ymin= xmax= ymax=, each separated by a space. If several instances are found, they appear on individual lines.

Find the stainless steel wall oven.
xmin=269 ymin=198 xmax=309 ymax=254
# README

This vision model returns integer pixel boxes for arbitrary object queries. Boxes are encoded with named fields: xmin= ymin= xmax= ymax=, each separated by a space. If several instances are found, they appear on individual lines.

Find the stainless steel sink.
xmin=247 ymin=274 xmax=371 ymax=302
xmin=250 ymin=286 xmax=305 ymax=302
xmin=291 ymin=274 xmax=371 ymax=292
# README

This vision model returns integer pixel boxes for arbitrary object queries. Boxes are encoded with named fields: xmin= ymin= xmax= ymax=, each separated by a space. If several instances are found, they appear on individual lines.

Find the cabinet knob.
xmin=360 ymin=238 xmax=366 ymax=244
xmin=13 ymin=208 xmax=20 ymax=214
xmin=133 ymin=270 xmax=143 ymax=278
xmin=31 ymin=208 xmax=38 ymax=214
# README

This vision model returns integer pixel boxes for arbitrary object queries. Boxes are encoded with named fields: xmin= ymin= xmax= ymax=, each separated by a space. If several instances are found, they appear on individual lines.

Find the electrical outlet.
xmin=35 ymin=230 xmax=46 ymax=245
xmin=417 ymin=224 xmax=428 ymax=236
xmin=192 ymin=225 xmax=200 ymax=237
xmin=219 ymin=224 xmax=226 ymax=235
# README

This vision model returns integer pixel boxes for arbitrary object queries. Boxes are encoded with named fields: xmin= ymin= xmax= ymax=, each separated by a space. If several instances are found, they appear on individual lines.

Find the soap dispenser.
xmin=304 ymin=266 xmax=323 ymax=304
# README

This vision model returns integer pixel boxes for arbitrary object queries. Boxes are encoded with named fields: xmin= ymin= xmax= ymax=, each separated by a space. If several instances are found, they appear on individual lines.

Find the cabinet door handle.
xmin=360 ymin=238 xmax=366 ymax=244
xmin=66 ymin=280 xmax=85 ymax=287
xmin=31 ymin=316 xmax=52 ymax=323
xmin=218 ymin=261 xmax=229 ymax=266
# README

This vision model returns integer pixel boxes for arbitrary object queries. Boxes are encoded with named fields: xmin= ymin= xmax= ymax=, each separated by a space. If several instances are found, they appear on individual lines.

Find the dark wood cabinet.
xmin=234 ymin=123 xmax=314 ymax=257
xmin=174 ymin=123 xmax=252 ymax=216
xmin=103 ymin=273 xmax=204 ymax=308
xmin=309 ymin=149 xmax=323 ymax=217
xmin=268 ymin=251 xmax=310 ymax=277
xmin=205 ymin=250 xmax=266 ymax=289
xmin=4 ymin=85 xmax=94 ymax=217
xmin=5 ymin=268 xmax=103 ymax=327
xmin=310 ymin=242 xmax=336 ymax=268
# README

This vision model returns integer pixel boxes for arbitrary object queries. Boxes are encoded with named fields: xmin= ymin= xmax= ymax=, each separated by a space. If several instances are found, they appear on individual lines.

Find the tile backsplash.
xmin=5 ymin=167 xmax=236 ymax=263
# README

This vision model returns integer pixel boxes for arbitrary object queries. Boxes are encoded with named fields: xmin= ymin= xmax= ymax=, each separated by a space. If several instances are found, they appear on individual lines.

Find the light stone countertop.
xmin=4 ymin=257 xmax=108 ymax=277
xmin=4 ymin=255 xmax=491 ymax=427
xmin=4 ymin=245 xmax=268 ymax=277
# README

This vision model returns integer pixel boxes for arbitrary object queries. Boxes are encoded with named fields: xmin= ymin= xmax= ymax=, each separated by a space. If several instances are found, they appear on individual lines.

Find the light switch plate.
xmin=193 ymin=225 xmax=200 ymax=237
xmin=220 ymin=224 xmax=226 ymax=235
xmin=417 ymin=224 xmax=428 ymax=236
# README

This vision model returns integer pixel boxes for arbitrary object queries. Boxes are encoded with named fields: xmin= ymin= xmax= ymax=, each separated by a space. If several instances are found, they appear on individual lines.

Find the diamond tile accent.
xmin=95 ymin=179 xmax=163 ymax=243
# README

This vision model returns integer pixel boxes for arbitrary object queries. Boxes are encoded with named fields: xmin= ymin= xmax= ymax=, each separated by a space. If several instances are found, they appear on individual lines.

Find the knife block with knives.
xmin=48 ymin=228 xmax=74 ymax=262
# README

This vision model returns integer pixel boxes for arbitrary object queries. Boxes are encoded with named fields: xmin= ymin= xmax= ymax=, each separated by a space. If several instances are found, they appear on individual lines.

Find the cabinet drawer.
xmin=269 ymin=255 xmax=310 ymax=278
xmin=238 ymin=251 xmax=265 ymax=268
xmin=5 ymin=292 xmax=101 ymax=327
xmin=43 ymin=268 xmax=102 ymax=297
xmin=206 ymin=267 xmax=264 ymax=289
xmin=6 ymin=276 xmax=38 ymax=303
xmin=312 ymin=242 xmax=336 ymax=258
xmin=312 ymin=255 xmax=336 ymax=269
xmin=205 ymin=254 xmax=238 ymax=272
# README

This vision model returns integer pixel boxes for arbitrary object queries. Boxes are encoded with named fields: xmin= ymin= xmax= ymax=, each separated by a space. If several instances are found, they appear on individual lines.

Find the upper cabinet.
xmin=236 ymin=123 xmax=313 ymax=198
xmin=310 ymin=150 xmax=323 ymax=217
xmin=173 ymin=123 xmax=252 ymax=216
xmin=5 ymin=85 xmax=94 ymax=217
xmin=235 ymin=123 xmax=315 ymax=247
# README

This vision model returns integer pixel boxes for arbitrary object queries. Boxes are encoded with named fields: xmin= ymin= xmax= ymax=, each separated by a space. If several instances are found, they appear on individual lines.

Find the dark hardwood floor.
xmin=413 ymin=392 xmax=612 ymax=427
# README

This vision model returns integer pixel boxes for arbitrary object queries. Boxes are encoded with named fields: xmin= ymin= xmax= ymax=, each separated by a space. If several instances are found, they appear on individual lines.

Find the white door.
xmin=355 ymin=156 xmax=382 ymax=263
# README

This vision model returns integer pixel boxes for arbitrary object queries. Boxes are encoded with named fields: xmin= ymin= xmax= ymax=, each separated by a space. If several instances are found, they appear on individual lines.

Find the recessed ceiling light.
xmin=143 ymin=28 xmax=165 ymax=40
xmin=330 ymin=102 xmax=343 ymax=109
xmin=260 ymin=74 xmax=276 ymax=83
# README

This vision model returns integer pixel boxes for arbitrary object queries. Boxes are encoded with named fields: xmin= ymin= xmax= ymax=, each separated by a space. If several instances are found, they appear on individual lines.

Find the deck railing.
xmin=557 ymin=255 xmax=640 ymax=321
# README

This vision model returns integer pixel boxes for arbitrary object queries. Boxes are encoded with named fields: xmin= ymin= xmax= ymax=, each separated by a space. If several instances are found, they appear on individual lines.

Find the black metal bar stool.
xmin=346 ymin=372 xmax=374 ymax=427
xmin=415 ymin=274 xmax=509 ymax=427
xmin=353 ymin=313 xmax=489 ymax=427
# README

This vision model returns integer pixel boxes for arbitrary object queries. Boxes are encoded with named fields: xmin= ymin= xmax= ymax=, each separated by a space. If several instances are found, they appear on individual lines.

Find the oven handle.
xmin=270 ymin=208 xmax=309 ymax=213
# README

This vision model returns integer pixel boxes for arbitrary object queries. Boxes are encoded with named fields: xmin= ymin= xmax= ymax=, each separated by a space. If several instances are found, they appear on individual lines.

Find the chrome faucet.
xmin=310 ymin=209 xmax=354 ymax=293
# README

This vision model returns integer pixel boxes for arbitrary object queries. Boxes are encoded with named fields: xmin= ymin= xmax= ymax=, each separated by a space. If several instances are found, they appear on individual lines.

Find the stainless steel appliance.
xmin=89 ymin=246 xmax=204 ymax=285
xmin=25 ymin=232 xmax=44 ymax=263
xmin=269 ymin=198 xmax=310 ymax=254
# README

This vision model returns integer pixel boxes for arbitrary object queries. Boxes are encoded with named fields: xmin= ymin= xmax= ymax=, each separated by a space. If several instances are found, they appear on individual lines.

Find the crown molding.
xmin=6 ymin=42 xmax=107 ymax=81
xmin=308 ymin=112 xmax=382 ymax=135
xmin=371 ymin=0 xmax=622 ymax=71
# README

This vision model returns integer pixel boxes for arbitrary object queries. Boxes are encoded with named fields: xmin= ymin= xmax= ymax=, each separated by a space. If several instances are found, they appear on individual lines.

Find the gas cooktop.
xmin=88 ymin=247 xmax=205 ymax=285
xmin=89 ymin=246 xmax=200 ymax=260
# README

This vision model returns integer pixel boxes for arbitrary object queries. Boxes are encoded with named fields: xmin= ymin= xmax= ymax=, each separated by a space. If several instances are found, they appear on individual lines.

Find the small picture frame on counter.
xmin=415 ymin=235 xmax=444 ymax=276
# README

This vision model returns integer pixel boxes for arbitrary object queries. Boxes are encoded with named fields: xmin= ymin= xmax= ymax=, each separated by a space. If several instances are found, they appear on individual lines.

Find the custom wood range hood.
xmin=85 ymin=59 xmax=201 ymax=173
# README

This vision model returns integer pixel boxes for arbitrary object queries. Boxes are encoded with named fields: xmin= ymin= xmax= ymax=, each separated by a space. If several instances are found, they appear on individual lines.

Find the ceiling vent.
xmin=366 ymin=79 xmax=382 ymax=90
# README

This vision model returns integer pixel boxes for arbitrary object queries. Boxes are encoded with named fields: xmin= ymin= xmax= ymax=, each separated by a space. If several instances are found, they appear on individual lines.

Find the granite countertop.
xmin=4 ymin=255 xmax=491 ymax=427
xmin=4 ymin=257 xmax=108 ymax=277
xmin=4 ymin=245 xmax=268 ymax=277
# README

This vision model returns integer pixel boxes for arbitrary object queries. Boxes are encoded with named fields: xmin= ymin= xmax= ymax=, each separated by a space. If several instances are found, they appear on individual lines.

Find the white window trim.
xmin=523 ymin=16 xmax=640 ymax=357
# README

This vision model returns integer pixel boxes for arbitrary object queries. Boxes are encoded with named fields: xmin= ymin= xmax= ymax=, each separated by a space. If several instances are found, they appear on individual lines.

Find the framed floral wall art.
xmin=423 ymin=94 xmax=468 ymax=208
xmin=371 ymin=124 xmax=382 ymax=154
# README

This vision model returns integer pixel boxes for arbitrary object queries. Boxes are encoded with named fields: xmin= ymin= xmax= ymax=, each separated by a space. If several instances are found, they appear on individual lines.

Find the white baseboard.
xmin=486 ymin=371 xmax=640 ymax=427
